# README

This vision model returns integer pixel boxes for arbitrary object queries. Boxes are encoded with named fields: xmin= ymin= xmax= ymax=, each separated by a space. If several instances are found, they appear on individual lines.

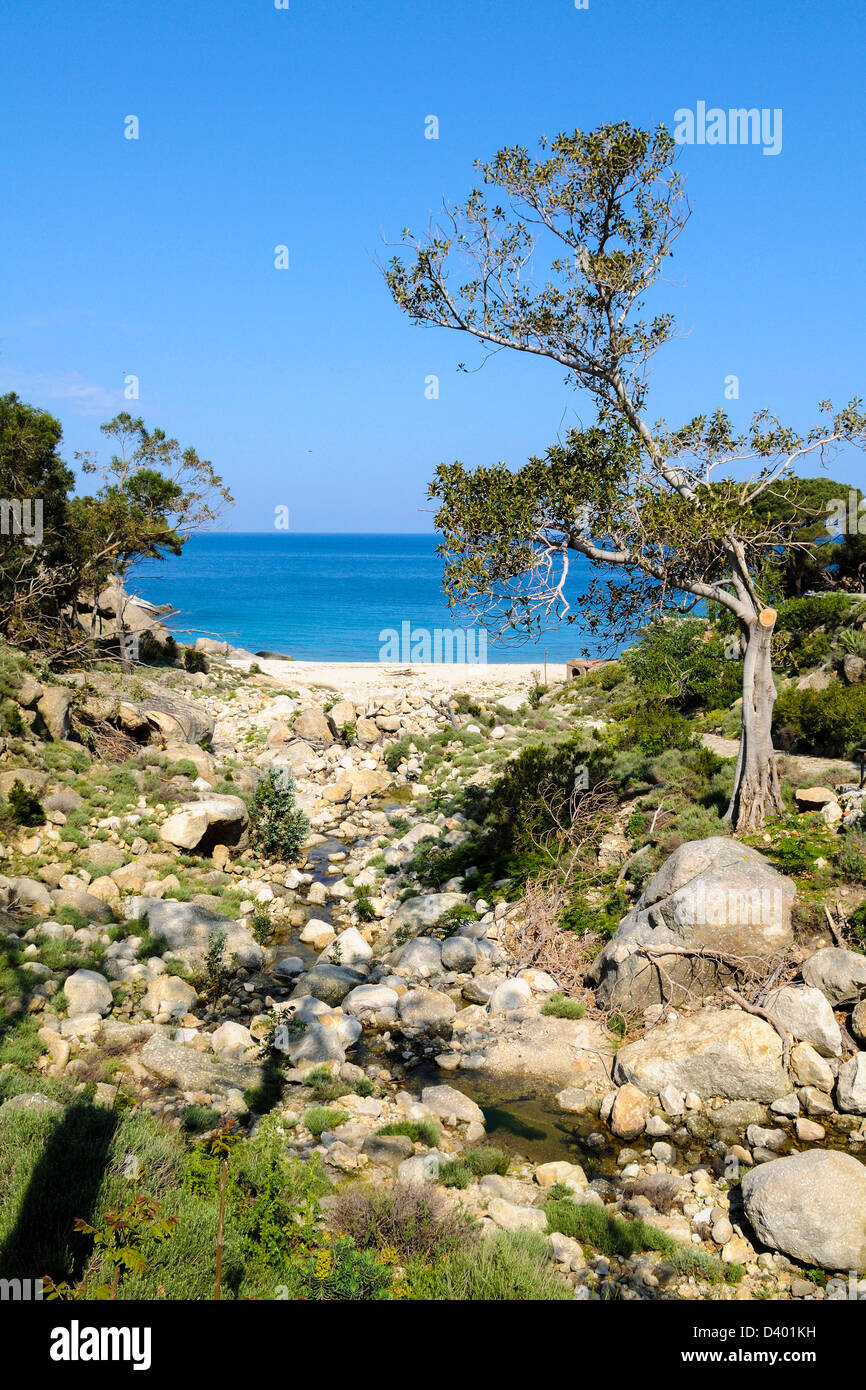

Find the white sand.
xmin=228 ymin=656 xmax=569 ymax=703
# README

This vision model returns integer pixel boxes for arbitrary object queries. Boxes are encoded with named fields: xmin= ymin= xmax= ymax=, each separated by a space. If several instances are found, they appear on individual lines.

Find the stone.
xmin=843 ymin=654 xmax=865 ymax=684
xmin=0 ymin=769 xmax=50 ymax=800
xmin=853 ymin=1000 xmax=866 ymax=1045
xmin=836 ymin=1054 xmax=866 ymax=1114
xmin=441 ymin=936 xmax=478 ymax=972
xmin=397 ymin=937 xmax=443 ymax=977
xmin=64 ymin=969 xmax=112 ymax=1018
xmin=741 ymin=1150 xmax=866 ymax=1270
xmin=319 ymin=926 xmax=373 ymax=969
xmin=397 ymin=989 xmax=457 ymax=1033
xmin=794 ymin=786 xmax=837 ymax=810
xmin=614 ymin=1009 xmax=790 ymax=1102
xmin=50 ymin=888 xmax=114 ymax=923
xmin=790 ymin=1042 xmax=834 ymax=1092
xmin=301 ymin=964 xmax=367 ymax=1005
xmin=0 ymin=876 xmax=53 ymax=912
xmin=555 ymin=1087 xmax=594 ymax=1114
xmin=801 ymin=948 xmax=866 ymax=1006
xmin=795 ymin=1118 xmax=826 ymax=1142
xmin=610 ymin=1084 xmax=650 ymax=1140
xmin=159 ymin=795 xmax=248 ymax=853
xmin=519 ymin=968 xmax=559 ymax=994
xmin=141 ymin=974 xmax=197 ymax=1021
xmin=1 ymin=1092 xmax=64 ymax=1115
xmin=139 ymin=1033 xmax=263 ymax=1096
xmin=85 ymin=842 xmax=127 ymax=870
xmin=588 ymin=838 xmax=794 ymax=1009
xmin=36 ymin=686 xmax=72 ymax=740
xmin=125 ymin=897 xmax=264 ymax=970
xmin=299 ymin=919 xmax=335 ymax=950
xmin=342 ymin=983 xmax=400 ymax=1018
xmin=487 ymin=1198 xmax=546 ymax=1233
xmin=487 ymin=977 xmax=532 ymax=1014
xmin=535 ymin=1160 xmax=588 ymax=1190
xmin=293 ymin=708 xmax=334 ymax=744
xmin=326 ymin=700 xmax=357 ymax=735
xmin=799 ymin=1087 xmax=835 ymax=1116
xmin=746 ymin=1124 xmax=786 ymax=1151
xmin=361 ymin=1133 xmax=414 ymax=1167
xmin=421 ymin=1084 xmax=484 ymax=1126
xmin=381 ymin=892 xmax=467 ymax=947
xmin=763 ymin=984 xmax=842 ymax=1058
xmin=210 ymin=1021 xmax=255 ymax=1060
xmin=283 ymin=1020 xmax=346 ymax=1066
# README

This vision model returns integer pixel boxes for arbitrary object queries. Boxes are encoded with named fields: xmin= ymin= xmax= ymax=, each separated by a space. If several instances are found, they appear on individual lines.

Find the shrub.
xmin=303 ymin=1106 xmax=349 ymax=1138
xmin=621 ymin=705 xmax=696 ymax=756
xmin=541 ymin=992 xmax=586 ymax=1019
xmin=406 ymin=1229 xmax=572 ymax=1301
xmin=248 ymin=769 xmax=309 ymax=860
xmin=377 ymin=1119 xmax=440 ymax=1147
xmin=462 ymin=1146 xmax=509 ymax=1177
xmin=438 ymin=1160 xmax=471 ymax=1188
xmin=332 ymin=1183 xmax=477 ymax=1260
xmin=183 ymin=648 xmax=209 ymax=674
xmin=545 ymin=1198 xmax=739 ymax=1283
xmin=5 ymin=778 xmax=45 ymax=827
xmin=773 ymin=682 xmax=866 ymax=757
xmin=621 ymin=619 xmax=741 ymax=713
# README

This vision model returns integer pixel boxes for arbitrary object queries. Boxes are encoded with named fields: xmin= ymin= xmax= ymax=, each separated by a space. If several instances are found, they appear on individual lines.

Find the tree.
xmin=72 ymin=413 xmax=233 ymax=666
xmin=0 ymin=393 xmax=81 ymax=646
xmin=385 ymin=122 xmax=866 ymax=830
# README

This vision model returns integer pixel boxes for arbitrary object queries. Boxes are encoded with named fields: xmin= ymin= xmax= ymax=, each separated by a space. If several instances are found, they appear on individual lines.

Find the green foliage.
xmin=248 ymin=769 xmax=309 ymax=860
xmin=332 ymin=1183 xmax=477 ymax=1261
xmin=45 ymin=1195 xmax=177 ymax=1301
xmin=183 ymin=648 xmax=209 ymax=673
xmin=303 ymin=1106 xmax=349 ymax=1138
xmin=773 ymin=682 xmax=866 ymax=757
xmin=620 ymin=704 xmax=696 ymax=756
xmin=621 ymin=619 xmax=742 ymax=714
xmin=180 ymin=1105 xmax=221 ymax=1134
xmin=353 ymin=885 xmax=377 ymax=922
xmin=5 ymin=778 xmax=45 ymax=827
xmin=462 ymin=1146 xmax=510 ymax=1177
xmin=438 ymin=1160 xmax=471 ymax=1188
xmin=377 ymin=1119 xmax=440 ymax=1147
xmin=540 ymin=992 xmax=586 ymax=1019
xmin=545 ymin=1197 xmax=740 ymax=1284
xmin=204 ymin=927 xmax=227 ymax=1000
xmin=406 ymin=1229 xmax=572 ymax=1301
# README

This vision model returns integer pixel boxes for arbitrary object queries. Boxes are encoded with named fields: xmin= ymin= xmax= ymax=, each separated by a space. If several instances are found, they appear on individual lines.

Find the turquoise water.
xmin=132 ymin=533 xmax=615 ymax=663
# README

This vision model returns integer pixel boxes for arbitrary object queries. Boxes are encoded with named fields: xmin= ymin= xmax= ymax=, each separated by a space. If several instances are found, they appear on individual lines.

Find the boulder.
xmin=141 ymin=974 xmax=197 ymax=1021
xmin=124 ymin=897 xmax=264 ymax=970
xmin=49 ymin=887 xmax=113 ymax=923
xmin=64 ymin=969 xmax=113 ymax=1017
xmin=300 ymin=964 xmax=367 ymax=1006
xmin=36 ymin=686 xmax=72 ymax=740
xmin=763 ymin=984 xmax=842 ymax=1058
xmin=293 ymin=708 xmax=333 ymax=744
xmin=610 ymin=1083 xmax=650 ymax=1140
xmin=421 ymin=1084 xmax=484 ymax=1126
xmin=326 ymin=700 xmax=357 ymax=734
xmin=836 ymin=1054 xmax=866 ymax=1114
xmin=140 ymin=1033 xmax=263 ymax=1097
xmin=441 ymin=936 xmax=478 ymax=972
xmin=794 ymin=786 xmax=837 ymax=810
xmin=0 ymin=876 xmax=53 ymax=912
xmin=614 ymin=1009 xmax=790 ymax=1102
xmin=741 ymin=1150 xmax=866 ymax=1270
xmin=588 ymin=838 xmax=794 ymax=1010
xmin=0 ymin=769 xmax=50 ymax=800
xmin=210 ymin=1021 xmax=255 ymax=1061
xmin=318 ymin=927 xmax=373 ymax=970
xmin=397 ymin=937 xmax=443 ymax=978
xmin=397 ymin=989 xmax=456 ymax=1033
xmin=159 ymin=795 xmax=248 ymax=853
xmin=801 ymin=947 xmax=866 ymax=1006
xmin=85 ymin=842 xmax=127 ymax=871
xmin=343 ymin=983 xmax=400 ymax=1018
xmin=488 ymin=977 xmax=532 ymax=1014
xmin=381 ymin=892 xmax=467 ymax=948
xmin=487 ymin=1199 xmax=546 ymax=1233
xmin=790 ymin=1042 xmax=834 ymax=1092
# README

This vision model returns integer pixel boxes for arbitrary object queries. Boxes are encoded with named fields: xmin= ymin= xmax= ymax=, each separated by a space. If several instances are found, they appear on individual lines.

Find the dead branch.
xmin=723 ymin=985 xmax=791 ymax=1071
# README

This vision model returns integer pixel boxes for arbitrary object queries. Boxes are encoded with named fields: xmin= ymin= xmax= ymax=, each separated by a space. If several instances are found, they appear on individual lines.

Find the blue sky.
xmin=1 ymin=0 xmax=864 ymax=531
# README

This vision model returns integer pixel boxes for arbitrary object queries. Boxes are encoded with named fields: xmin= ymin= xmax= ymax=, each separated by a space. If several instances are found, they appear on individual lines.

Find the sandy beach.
xmin=228 ymin=655 xmax=570 ymax=702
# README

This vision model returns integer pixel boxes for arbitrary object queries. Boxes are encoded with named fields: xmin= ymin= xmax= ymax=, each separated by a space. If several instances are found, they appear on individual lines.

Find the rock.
xmin=535 ymin=1160 xmax=587 ymax=1190
xmin=836 ymin=1054 xmax=866 ymax=1114
xmin=712 ymin=1217 xmax=734 ymax=1246
xmin=800 ymin=1087 xmax=835 ymax=1116
xmin=361 ymin=1133 xmax=414 ymax=1167
xmin=763 ymin=984 xmax=842 ymax=1058
xmin=843 ymin=654 xmax=865 ymax=684
xmin=801 ymin=948 xmax=866 ymax=1006
xmin=795 ymin=1118 xmax=826 ymax=1143
xmin=610 ymin=1084 xmax=650 ymax=1140
xmin=397 ymin=989 xmax=456 ymax=1033
xmin=519 ymin=968 xmax=559 ymax=994
xmin=0 ymin=876 xmax=53 ymax=912
xmin=588 ymin=838 xmax=794 ymax=1010
xmin=141 ymin=974 xmax=197 ymax=1021
xmin=794 ymin=786 xmax=837 ymax=810
xmin=43 ymin=788 xmax=84 ymax=814
xmin=555 ymin=1087 xmax=594 ymax=1114
xmin=746 ymin=1124 xmax=787 ymax=1151
xmin=381 ymin=892 xmax=467 ymax=948
xmin=299 ymin=919 xmax=335 ymax=950
xmin=441 ymin=936 xmax=477 ymax=972
xmin=488 ymin=977 xmax=532 ymax=1015
xmin=85 ymin=842 xmax=127 ymax=870
xmin=135 ymin=693 xmax=214 ymax=747
xmin=421 ymin=1084 xmax=484 ymax=1126
xmin=741 ymin=1150 xmax=866 ymax=1270
xmin=326 ymin=700 xmax=357 ymax=734
xmin=159 ymin=795 xmax=248 ymax=853
xmin=770 ymin=1092 xmax=800 ymax=1118
xmin=0 ymin=769 xmax=50 ymax=800
xmin=397 ymin=937 xmax=443 ymax=977
xmin=273 ymin=956 xmax=304 ymax=978
xmin=319 ymin=927 xmax=373 ymax=969
xmin=852 ymin=1000 xmax=866 ymax=1045
xmin=614 ymin=1009 xmax=790 ymax=1102
xmin=293 ymin=708 xmax=334 ymax=744
xmin=487 ymin=1198 xmax=546 ymax=1233
xmin=64 ymin=969 xmax=113 ymax=1017
xmin=1 ymin=1092 xmax=64 ymax=1115
xmin=281 ymin=1019 xmax=346 ymax=1066
xmin=343 ymin=983 xmax=400 ymax=1018
xmin=36 ymin=686 xmax=72 ymax=740
xmin=210 ymin=1021 xmax=255 ymax=1060
xmin=397 ymin=1153 xmax=442 ymax=1183
xmin=790 ymin=1042 xmax=834 ymax=1092
xmin=301 ymin=964 xmax=367 ymax=1005
xmin=139 ymin=1033 xmax=263 ymax=1096
xmin=125 ymin=897 xmax=264 ymax=970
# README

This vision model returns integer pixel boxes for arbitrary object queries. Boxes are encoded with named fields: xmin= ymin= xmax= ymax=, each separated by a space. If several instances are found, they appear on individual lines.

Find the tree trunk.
xmin=725 ymin=608 xmax=783 ymax=832
xmin=114 ymin=573 xmax=133 ymax=672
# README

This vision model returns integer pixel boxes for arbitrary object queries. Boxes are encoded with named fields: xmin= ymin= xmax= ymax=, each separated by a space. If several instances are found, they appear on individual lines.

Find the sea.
xmin=131 ymin=532 xmax=621 ymax=664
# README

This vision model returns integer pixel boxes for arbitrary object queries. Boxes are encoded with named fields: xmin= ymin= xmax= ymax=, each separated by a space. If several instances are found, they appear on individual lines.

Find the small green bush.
xmin=5 ymin=779 xmax=45 ymax=827
xmin=377 ymin=1119 xmax=440 ymax=1147
xmin=541 ymin=992 xmax=586 ymax=1019
xmin=183 ymin=648 xmax=209 ymax=674
xmin=304 ymin=1106 xmax=349 ymax=1138
xmin=773 ymin=682 xmax=866 ymax=758
xmin=248 ymin=769 xmax=309 ymax=860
